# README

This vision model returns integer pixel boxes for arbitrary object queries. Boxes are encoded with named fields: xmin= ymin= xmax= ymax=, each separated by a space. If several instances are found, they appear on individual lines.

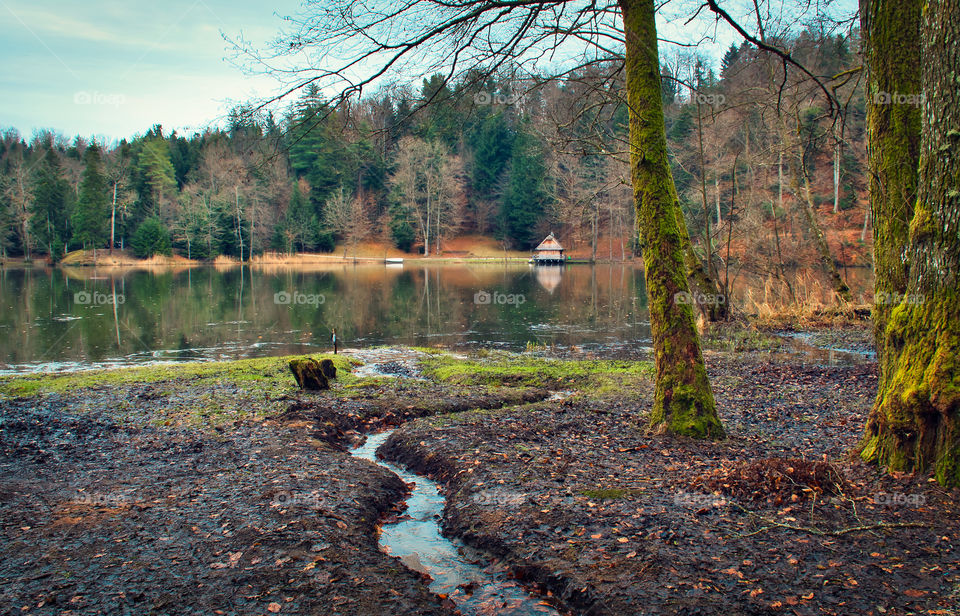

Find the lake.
xmin=0 ymin=262 xmax=872 ymax=373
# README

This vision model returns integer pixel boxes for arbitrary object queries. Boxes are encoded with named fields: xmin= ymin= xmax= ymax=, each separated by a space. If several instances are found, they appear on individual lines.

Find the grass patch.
xmin=419 ymin=351 xmax=653 ymax=396
xmin=0 ymin=354 xmax=358 ymax=400
xmin=702 ymin=325 xmax=784 ymax=352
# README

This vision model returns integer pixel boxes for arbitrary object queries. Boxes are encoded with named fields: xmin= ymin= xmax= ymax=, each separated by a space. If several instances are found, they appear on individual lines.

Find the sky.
xmin=0 ymin=0 xmax=857 ymax=145
xmin=0 ymin=0 xmax=299 ymax=142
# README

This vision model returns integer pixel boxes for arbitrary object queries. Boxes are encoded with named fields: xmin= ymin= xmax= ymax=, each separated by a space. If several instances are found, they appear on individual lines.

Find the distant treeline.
xmin=0 ymin=28 xmax=866 ymax=267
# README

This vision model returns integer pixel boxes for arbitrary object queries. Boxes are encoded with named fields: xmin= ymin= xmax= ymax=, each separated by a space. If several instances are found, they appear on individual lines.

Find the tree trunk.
xmin=696 ymin=102 xmax=714 ymax=280
xmin=619 ymin=0 xmax=724 ymax=439
xmin=110 ymin=180 xmax=117 ymax=254
xmin=235 ymin=186 xmax=244 ymax=262
xmin=424 ymin=179 xmax=431 ymax=257
xmin=714 ymin=175 xmax=721 ymax=237
xmin=796 ymin=152 xmax=851 ymax=301
xmin=686 ymin=100 xmax=727 ymax=321
xmin=861 ymin=0 xmax=960 ymax=487
xmin=833 ymin=143 xmax=841 ymax=214
xmin=678 ymin=208 xmax=728 ymax=321
xmin=860 ymin=0 xmax=922 ymax=351
xmin=773 ymin=151 xmax=793 ymax=300
xmin=591 ymin=200 xmax=598 ymax=262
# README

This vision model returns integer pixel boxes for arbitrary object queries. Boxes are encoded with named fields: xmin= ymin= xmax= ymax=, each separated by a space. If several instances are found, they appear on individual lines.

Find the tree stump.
xmin=289 ymin=358 xmax=329 ymax=390
xmin=320 ymin=358 xmax=337 ymax=380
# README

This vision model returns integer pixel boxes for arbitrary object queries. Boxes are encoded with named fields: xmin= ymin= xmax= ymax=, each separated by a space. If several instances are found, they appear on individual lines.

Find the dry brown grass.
xmin=744 ymin=272 xmax=872 ymax=328
xmin=59 ymin=250 xmax=198 ymax=267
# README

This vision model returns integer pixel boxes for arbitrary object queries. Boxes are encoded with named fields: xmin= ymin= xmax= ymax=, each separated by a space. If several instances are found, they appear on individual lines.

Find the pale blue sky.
xmin=0 ymin=0 xmax=856 ymax=143
xmin=0 ymin=0 xmax=298 ymax=141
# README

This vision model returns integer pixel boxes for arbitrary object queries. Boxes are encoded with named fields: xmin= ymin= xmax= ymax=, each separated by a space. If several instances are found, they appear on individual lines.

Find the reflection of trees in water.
xmin=0 ymin=264 xmax=874 ymax=368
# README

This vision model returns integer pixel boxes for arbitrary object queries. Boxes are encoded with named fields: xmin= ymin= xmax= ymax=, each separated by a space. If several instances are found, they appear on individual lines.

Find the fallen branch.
xmin=731 ymin=521 xmax=928 ymax=539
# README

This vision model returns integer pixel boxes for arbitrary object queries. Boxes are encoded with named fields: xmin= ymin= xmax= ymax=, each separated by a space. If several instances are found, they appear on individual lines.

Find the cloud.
xmin=1 ymin=5 xmax=178 ymax=50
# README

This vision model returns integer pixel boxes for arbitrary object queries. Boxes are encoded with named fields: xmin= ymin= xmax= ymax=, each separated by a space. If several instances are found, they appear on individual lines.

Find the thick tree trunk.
xmin=860 ymin=0 xmax=922 ymax=351
xmin=861 ymin=0 xmax=960 ymax=486
xmin=619 ymin=0 xmax=724 ymax=439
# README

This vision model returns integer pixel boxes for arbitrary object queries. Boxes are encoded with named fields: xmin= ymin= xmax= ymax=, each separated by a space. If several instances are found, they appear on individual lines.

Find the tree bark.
xmin=832 ymin=142 xmax=841 ymax=214
xmin=860 ymin=0 xmax=922 ymax=351
xmin=861 ymin=0 xmax=960 ymax=486
xmin=619 ymin=0 xmax=724 ymax=439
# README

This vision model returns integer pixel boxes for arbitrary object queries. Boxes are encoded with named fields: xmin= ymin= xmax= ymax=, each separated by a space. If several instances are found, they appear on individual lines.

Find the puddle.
xmin=774 ymin=332 xmax=876 ymax=365
xmin=347 ymin=347 xmax=428 ymax=378
xmin=350 ymin=431 xmax=559 ymax=615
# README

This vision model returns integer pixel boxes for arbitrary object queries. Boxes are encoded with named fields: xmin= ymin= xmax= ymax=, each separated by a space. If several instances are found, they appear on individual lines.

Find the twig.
xmin=732 ymin=521 xmax=927 ymax=539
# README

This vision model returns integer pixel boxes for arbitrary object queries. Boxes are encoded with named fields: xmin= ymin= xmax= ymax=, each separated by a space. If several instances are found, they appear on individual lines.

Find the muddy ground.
xmin=384 ymin=354 xmax=960 ymax=615
xmin=1 ymin=335 xmax=959 ymax=616
xmin=0 ymin=367 xmax=547 ymax=616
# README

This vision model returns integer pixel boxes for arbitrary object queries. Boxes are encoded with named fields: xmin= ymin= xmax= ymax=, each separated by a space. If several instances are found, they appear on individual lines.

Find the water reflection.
xmin=0 ymin=263 xmax=872 ymax=373
xmin=0 ymin=264 xmax=649 ymax=372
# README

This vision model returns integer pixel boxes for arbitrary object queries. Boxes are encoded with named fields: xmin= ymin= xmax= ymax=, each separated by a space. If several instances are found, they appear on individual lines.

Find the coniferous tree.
xmin=29 ymin=147 xmax=71 ymax=259
xmin=136 ymin=137 xmax=177 ymax=220
xmin=500 ymin=124 xmax=552 ymax=249
xmin=131 ymin=216 xmax=171 ymax=258
xmin=72 ymin=144 xmax=109 ymax=250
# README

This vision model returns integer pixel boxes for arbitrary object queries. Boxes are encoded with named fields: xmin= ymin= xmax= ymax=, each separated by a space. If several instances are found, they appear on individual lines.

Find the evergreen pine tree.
xmin=29 ymin=147 xmax=71 ymax=258
xmin=72 ymin=144 xmax=109 ymax=250
xmin=499 ymin=124 xmax=552 ymax=249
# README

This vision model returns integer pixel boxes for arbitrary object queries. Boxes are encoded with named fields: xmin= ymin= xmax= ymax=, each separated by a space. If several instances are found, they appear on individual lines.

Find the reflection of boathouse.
xmin=534 ymin=266 xmax=562 ymax=293
xmin=531 ymin=233 xmax=565 ymax=265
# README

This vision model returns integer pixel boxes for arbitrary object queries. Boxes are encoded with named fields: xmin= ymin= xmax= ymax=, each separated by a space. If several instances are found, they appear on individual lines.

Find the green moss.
xmin=620 ymin=0 xmax=725 ymax=440
xmin=578 ymin=488 xmax=640 ymax=500
xmin=419 ymin=352 xmax=653 ymax=396
xmin=0 ymin=354 xmax=359 ymax=400
xmin=861 ymin=295 xmax=960 ymax=487
xmin=908 ymin=206 xmax=935 ymax=241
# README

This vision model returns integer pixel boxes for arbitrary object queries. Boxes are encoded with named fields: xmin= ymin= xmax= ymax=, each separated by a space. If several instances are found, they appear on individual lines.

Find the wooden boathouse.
xmin=531 ymin=233 xmax=565 ymax=265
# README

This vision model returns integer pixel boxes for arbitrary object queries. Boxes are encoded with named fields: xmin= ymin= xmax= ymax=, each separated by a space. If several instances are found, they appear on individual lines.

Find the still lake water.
xmin=0 ymin=263 xmax=872 ymax=373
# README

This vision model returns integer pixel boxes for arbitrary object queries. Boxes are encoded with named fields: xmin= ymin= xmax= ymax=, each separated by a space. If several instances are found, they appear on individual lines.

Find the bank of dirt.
xmin=0 ymin=369 xmax=546 ymax=615
xmin=381 ymin=356 xmax=960 ymax=615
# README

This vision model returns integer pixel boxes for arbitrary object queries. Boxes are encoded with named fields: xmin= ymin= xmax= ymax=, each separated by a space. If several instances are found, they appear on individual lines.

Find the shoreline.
xmin=0 ymin=253 xmax=641 ymax=269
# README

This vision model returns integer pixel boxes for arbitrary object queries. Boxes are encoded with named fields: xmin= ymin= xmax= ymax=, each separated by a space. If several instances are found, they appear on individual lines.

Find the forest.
xmin=0 ymin=28 xmax=866 ymax=282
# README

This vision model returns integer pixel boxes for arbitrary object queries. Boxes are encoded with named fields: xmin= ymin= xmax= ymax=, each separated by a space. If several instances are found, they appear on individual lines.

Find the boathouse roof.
xmin=534 ymin=233 xmax=563 ymax=252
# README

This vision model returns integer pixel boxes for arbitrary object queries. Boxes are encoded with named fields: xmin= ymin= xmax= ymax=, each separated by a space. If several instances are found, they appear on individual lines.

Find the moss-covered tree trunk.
xmin=861 ymin=0 xmax=960 ymax=486
xmin=860 ymin=0 xmax=922 ymax=350
xmin=618 ymin=0 xmax=725 ymax=439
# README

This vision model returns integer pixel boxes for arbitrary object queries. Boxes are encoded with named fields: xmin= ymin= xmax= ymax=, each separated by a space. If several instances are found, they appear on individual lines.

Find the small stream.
xmin=350 ymin=431 xmax=560 ymax=615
